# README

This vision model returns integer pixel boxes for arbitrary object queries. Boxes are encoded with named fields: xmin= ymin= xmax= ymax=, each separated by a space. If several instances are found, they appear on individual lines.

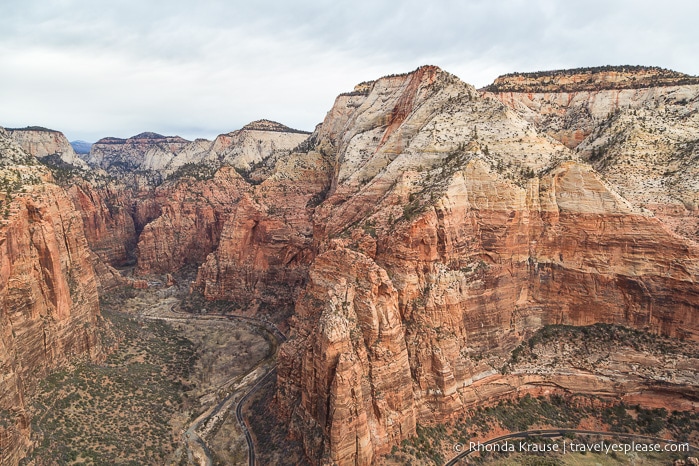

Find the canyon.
xmin=0 ymin=65 xmax=698 ymax=465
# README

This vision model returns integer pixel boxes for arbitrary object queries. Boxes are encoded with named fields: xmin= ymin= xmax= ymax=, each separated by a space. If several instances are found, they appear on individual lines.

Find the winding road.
xmin=228 ymin=315 xmax=286 ymax=466
xmin=141 ymin=299 xmax=699 ymax=466
xmin=141 ymin=302 xmax=286 ymax=466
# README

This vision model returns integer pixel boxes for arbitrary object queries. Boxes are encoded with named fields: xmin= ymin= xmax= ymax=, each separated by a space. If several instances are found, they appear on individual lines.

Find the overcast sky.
xmin=1 ymin=0 xmax=697 ymax=142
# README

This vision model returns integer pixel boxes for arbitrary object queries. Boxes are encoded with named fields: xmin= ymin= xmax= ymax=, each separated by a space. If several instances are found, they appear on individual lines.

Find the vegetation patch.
xmin=24 ymin=308 xmax=196 ymax=465
xmin=168 ymin=162 xmax=219 ymax=181
xmin=386 ymin=394 xmax=698 ymax=465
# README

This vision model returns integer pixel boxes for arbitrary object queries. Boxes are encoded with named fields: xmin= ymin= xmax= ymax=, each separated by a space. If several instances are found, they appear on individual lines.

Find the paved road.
xmin=142 ymin=305 xmax=286 ymax=466
xmin=225 ymin=314 xmax=286 ymax=466
xmin=445 ymin=429 xmax=699 ymax=465
xmin=235 ymin=369 xmax=275 ymax=466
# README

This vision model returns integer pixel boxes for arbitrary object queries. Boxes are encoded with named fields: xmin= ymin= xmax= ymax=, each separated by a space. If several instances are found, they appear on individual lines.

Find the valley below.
xmin=16 ymin=279 xmax=699 ymax=466
xmin=21 ymin=279 xmax=278 ymax=466
xmin=2 ymin=64 xmax=699 ymax=465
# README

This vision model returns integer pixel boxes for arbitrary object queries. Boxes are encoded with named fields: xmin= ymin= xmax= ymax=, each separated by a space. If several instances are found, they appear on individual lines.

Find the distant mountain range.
xmin=70 ymin=140 xmax=92 ymax=154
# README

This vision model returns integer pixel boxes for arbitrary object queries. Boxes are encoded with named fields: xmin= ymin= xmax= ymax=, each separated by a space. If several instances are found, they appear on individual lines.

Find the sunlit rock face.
xmin=485 ymin=66 xmax=699 ymax=243
xmin=274 ymin=66 xmax=699 ymax=465
xmin=0 ymin=129 xmax=105 ymax=464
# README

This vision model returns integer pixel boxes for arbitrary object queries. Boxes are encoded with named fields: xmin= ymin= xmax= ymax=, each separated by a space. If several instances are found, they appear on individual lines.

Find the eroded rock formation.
xmin=275 ymin=66 xmax=699 ymax=465
xmin=2 ymin=65 xmax=699 ymax=466
xmin=6 ymin=126 xmax=89 ymax=169
xmin=485 ymin=66 xmax=699 ymax=243
xmin=0 ymin=129 xmax=105 ymax=464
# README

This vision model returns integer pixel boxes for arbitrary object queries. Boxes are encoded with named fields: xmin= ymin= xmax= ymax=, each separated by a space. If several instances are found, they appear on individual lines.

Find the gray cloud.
xmin=1 ymin=0 xmax=697 ymax=141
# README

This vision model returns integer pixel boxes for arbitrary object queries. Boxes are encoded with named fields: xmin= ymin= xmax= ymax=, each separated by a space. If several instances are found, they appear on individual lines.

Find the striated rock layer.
xmin=66 ymin=180 xmax=138 ymax=267
xmin=85 ymin=120 xmax=309 ymax=182
xmin=3 ymin=66 xmax=698 ymax=466
xmin=135 ymin=167 xmax=249 ymax=275
xmin=275 ymin=67 xmax=699 ymax=465
xmin=193 ymin=140 xmax=332 ymax=314
xmin=0 ymin=129 xmax=105 ymax=464
xmin=485 ymin=66 xmax=699 ymax=243
xmin=69 ymin=121 xmax=314 ymax=284
xmin=278 ymin=249 xmax=416 ymax=465
xmin=7 ymin=126 xmax=88 ymax=168
xmin=135 ymin=123 xmax=322 ymax=280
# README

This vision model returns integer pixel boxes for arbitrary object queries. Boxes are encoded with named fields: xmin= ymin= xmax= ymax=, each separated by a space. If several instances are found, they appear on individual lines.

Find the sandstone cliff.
xmin=7 ymin=126 xmax=88 ymax=169
xmin=3 ymin=127 xmax=140 ymax=274
xmin=65 ymin=180 xmax=138 ymax=267
xmin=485 ymin=66 xmax=699 ymax=243
xmin=577 ymin=100 xmax=699 ymax=243
xmin=278 ymin=249 xmax=416 ymax=465
xmin=86 ymin=132 xmax=191 ymax=175
xmin=484 ymin=67 xmax=699 ymax=149
xmin=193 ymin=144 xmax=331 ymax=314
xmin=275 ymin=67 xmax=699 ymax=465
xmin=134 ymin=126 xmax=321 ymax=277
xmin=3 ymin=65 xmax=698 ymax=466
xmin=74 ymin=121 xmax=314 ymax=282
xmin=0 ymin=129 xmax=104 ymax=464
xmin=486 ymin=66 xmax=699 ymax=93
xmin=203 ymin=119 xmax=310 ymax=174
xmin=135 ymin=167 xmax=249 ymax=275
xmin=85 ymin=121 xmax=310 ymax=184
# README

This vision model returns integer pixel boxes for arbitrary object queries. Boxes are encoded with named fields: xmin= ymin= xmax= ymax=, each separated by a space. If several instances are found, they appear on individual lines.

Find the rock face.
xmin=278 ymin=249 xmax=416 ymax=465
xmin=66 ymin=180 xmax=138 ymax=267
xmin=86 ymin=132 xmax=191 ymax=174
xmin=84 ymin=121 xmax=310 ymax=183
xmin=71 ymin=121 xmax=314 ymax=282
xmin=2 ymin=66 xmax=699 ymax=466
xmin=0 ymin=129 xmax=104 ymax=464
xmin=7 ymin=127 xmax=88 ymax=168
xmin=486 ymin=66 xmax=699 ymax=93
xmin=133 ymin=123 xmax=318 ymax=277
xmin=193 ymin=145 xmax=331 ymax=313
xmin=274 ymin=66 xmax=699 ymax=465
xmin=485 ymin=66 xmax=699 ymax=243
xmin=484 ymin=66 xmax=699 ymax=149
xmin=4 ymin=127 xmax=143 ymax=274
xmin=207 ymin=119 xmax=311 ymax=173
xmin=135 ymin=167 xmax=248 ymax=274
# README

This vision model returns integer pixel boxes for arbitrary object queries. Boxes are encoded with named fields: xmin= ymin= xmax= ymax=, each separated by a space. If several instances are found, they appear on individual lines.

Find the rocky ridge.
xmin=14 ymin=121 xmax=313 ymax=279
xmin=132 ymin=121 xmax=320 ymax=285
xmin=85 ymin=132 xmax=190 ymax=173
xmin=192 ymin=140 xmax=331 ymax=313
xmin=84 ymin=120 xmax=310 ymax=183
xmin=6 ymin=126 xmax=89 ymax=169
xmin=485 ymin=66 xmax=699 ymax=243
xmin=485 ymin=65 xmax=699 ymax=93
xmin=274 ymin=66 xmax=699 ymax=465
xmin=0 ymin=128 xmax=105 ymax=464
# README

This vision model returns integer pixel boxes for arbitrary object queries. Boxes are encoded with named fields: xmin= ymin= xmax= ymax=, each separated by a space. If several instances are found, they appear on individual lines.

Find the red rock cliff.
xmin=194 ymin=144 xmax=332 ymax=315
xmin=275 ymin=67 xmax=699 ymax=465
xmin=0 ymin=131 xmax=104 ymax=464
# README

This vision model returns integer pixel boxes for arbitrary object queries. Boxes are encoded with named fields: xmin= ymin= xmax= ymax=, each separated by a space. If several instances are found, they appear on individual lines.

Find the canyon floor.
xmin=18 ymin=280 xmax=699 ymax=465
xmin=21 ymin=279 xmax=279 ymax=466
